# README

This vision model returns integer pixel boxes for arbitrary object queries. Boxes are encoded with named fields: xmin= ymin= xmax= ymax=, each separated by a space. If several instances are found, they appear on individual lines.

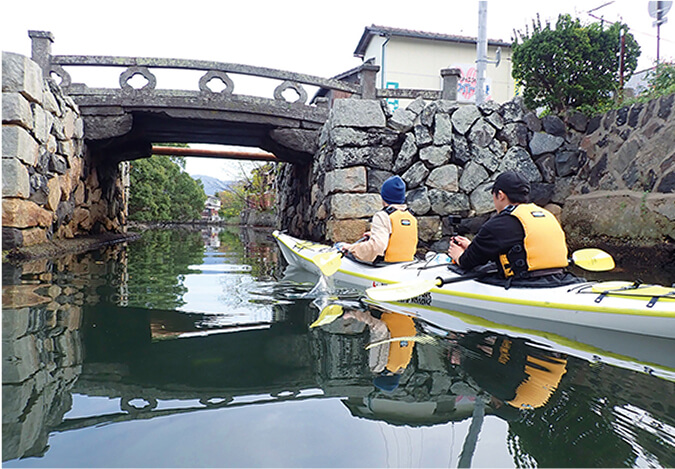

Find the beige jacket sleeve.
xmin=348 ymin=210 xmax=391 ymax=262
xmin=344 ymin=309 xmax=390 ymax=373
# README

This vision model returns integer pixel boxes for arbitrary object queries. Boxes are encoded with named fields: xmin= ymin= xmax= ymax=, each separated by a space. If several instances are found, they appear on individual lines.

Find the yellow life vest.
xmin=384 ymin=207 xmax=418 ymax=263
xmin=499 ymin=203 xmax=569 ymax=278
xmin=507 ymin=355 xmax=567 ymax=409
xmin=380 ymin=313 xmax=417 ymax=373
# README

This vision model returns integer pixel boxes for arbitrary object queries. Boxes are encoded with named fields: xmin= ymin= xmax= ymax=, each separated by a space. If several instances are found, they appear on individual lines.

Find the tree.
xmin=129 ymin=154 xmax=206 ymax=222
xmin=512 ymin=14 xmax=641 ymax=113
xmin=645 ymin=61 xmax=675 ymax=97
xmin=244 ymin=162 xmax=276 ymax=212
xmin=217 ymin=162 xmax=276 ymax=219
xmin=218 ymin=181 xmax=247 ymax=219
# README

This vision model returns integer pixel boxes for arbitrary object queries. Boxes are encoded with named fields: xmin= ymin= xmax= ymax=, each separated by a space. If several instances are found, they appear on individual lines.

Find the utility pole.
xmin=619 ymin=27 xmax=625 ymax=98
xmin=649 ymin=1 xmax=673 ymax=64
xmin=476 ymin=1 xmax=488 ymax=105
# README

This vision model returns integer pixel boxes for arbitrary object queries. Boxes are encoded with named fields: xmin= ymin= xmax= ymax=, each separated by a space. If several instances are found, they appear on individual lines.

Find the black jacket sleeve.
xmin=458 ymin=214 xmax=524 ymax=270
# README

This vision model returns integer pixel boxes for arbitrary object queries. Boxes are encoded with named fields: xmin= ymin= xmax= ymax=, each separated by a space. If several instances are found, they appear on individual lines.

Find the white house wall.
xmin=362 ymin=36 xmax=514 ymax=105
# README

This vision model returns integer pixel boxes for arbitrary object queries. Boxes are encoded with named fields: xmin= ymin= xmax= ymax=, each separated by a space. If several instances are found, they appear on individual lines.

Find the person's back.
xmin=340 ymin=176 xmax=418 ymax=263
xmin=499 ymin=202 xmax=568 ymax=278
xmin=449 ymin=171 xmax=568 ymax=279
xmin=380 ymin=204 xmax=417 ymax=262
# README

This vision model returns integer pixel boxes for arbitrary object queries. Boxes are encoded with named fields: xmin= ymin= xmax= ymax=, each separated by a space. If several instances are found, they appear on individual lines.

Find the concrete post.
xmin=359 ymin=63 xmax=380 ymax=99
xmin=441 ymin=68 xmax=461 ymax=101
xmin=28 ymin=30 xmax=54 ymax=76
xmin=476 ymin=1 xmax=488 ymax=104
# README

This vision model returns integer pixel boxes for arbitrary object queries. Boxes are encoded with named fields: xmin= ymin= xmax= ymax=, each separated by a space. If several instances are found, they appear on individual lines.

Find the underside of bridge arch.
xmin=84 ymin=111 xmax=321 ymax=165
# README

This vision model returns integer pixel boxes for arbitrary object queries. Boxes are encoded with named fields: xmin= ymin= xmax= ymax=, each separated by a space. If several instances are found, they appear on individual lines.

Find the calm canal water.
xmin=2 ymin=226 xmax=674 ymax=468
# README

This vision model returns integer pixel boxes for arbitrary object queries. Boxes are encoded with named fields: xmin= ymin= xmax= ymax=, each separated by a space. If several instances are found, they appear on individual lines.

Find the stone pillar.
xmin=28 ymin=30 xmax=54 ymax=77
xmin=441 ymin=68 xmax=461 ymax=101
xmin=359 ymin=63 xmax=380 ymax=99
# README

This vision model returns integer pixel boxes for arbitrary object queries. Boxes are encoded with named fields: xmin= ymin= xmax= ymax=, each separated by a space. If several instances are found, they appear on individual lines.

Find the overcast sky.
xmin=3 ymin=0 xmax=673 ymax=180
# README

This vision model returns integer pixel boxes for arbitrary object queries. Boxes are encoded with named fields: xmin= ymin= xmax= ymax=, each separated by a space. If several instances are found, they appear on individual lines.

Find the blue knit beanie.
xmin=373 ymin=373 xmax=401 ymax=393
xmin=380 ymin=176 xmax=406 ymax=204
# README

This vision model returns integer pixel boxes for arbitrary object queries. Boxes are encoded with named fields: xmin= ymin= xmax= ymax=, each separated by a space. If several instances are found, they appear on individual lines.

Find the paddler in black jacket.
xmin=448 ymin=171 xmax=569 ymax=281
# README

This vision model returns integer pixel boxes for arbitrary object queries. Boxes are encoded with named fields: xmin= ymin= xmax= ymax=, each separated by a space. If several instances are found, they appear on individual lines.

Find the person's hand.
xmin=451 ymin=235 xmax=471 ymax=249
xmin=334 ymin=242 xmax=352 ymax=253
xmin=448 ymin=239 xmax=466 ymax=263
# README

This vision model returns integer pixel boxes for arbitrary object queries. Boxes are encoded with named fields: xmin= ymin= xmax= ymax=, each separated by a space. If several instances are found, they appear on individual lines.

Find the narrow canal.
xmin=2 ymin=226 xmax=674 ymax=468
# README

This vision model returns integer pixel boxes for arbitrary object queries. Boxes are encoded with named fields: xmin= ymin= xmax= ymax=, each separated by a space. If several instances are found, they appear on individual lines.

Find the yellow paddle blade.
xmin=311 ymin=251 xmax=342 ymax=277
xmin=571 ymin=248 xmax=615 ymax=272
xmin=310 ymin=305 xmax=344 ymax=328
xmin=366 ymin=278 xmax=440 ymax=302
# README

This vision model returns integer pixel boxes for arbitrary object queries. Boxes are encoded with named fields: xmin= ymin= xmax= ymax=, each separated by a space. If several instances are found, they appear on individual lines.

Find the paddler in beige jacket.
xmin=337 ymin=176 xmax=418 ymax=264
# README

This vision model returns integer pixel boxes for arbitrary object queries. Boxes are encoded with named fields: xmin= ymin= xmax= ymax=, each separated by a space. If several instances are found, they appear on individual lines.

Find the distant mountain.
xmin=192 ymin=175 xmax=234 ymax=196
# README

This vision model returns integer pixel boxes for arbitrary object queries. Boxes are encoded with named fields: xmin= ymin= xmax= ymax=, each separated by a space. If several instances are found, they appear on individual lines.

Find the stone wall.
xmin=2 ymin=52 xmax=127 ymax=251
xmin=277 ymin=93 xmax=674 ymax=249
xmin=562 ymin=95 xmax=675 ymax=246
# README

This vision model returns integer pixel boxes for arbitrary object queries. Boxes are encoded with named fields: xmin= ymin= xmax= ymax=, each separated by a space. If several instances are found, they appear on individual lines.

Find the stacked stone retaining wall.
xmin=2 ymin=52 xmax=126 ymax=252
xmin=563 ymin=95 xmax=675 ymax=245
xmin=277 ymin=93 xmax=674 ymax=250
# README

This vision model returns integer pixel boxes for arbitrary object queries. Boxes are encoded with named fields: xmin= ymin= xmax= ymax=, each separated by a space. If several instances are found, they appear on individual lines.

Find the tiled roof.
xmin=354 ymin=24 xmax=511 ymax=57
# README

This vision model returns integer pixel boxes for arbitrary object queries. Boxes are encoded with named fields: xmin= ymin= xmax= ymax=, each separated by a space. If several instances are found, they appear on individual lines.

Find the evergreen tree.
xmin=512 ymin=14 xmax=640 ymax=113
xmin=129 ymin=154 xmax=206 ymax=222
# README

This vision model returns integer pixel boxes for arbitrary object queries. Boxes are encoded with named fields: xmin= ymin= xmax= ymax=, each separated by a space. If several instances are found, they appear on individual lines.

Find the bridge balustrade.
xmin=29 ymin=30 xmax=458 ymax=106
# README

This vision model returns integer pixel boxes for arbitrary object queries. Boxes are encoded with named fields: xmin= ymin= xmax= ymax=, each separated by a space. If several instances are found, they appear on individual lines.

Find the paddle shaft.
xmin=366 ymin=249 xmax=614 ymax=302
xmin=436 ymin=271 xmax=489 ymax=287
xmin=312 ymin=236 xmax=371 ymax=276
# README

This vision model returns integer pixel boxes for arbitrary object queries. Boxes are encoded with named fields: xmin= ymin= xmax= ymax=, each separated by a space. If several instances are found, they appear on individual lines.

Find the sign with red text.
xmin=452 ymin=64 xmax=492 ymax=103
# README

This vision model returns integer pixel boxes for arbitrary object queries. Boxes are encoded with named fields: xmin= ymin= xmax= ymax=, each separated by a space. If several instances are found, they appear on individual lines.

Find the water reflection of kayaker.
xmin=448 ymin=331 xmax=567 ymax=410
xmin=343 ymin=308 xmax=417 ymax=392
xmin=336 ymin=176 xmax=418 ymax=264
xmin=447 ymin=171 xmax=572 ymax=285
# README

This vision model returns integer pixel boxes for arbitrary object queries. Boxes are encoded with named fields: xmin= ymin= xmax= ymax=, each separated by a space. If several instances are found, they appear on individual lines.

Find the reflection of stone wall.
xmin=277 ymin=95 xmax=674 ymax=247
xmin=2 ymin=245 xmax=128 ymax=461
xmin=2 ymin=52 xmax=127 ymax=250
xmin=2 ymin=304 xmax=83 ymax=461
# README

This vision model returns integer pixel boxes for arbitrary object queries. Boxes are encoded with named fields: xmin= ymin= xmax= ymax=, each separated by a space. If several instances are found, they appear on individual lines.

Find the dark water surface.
xmin=2 ymin=226 xmax=674 ymax=468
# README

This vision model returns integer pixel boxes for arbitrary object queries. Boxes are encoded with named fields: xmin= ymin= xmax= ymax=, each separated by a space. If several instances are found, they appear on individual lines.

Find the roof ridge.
xmin=354 ymin=23 xmax=510 ymax=57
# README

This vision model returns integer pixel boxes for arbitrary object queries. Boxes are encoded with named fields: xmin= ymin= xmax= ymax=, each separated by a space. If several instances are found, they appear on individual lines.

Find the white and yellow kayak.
xmin=273 ymin=231 xmax=675 ymax=340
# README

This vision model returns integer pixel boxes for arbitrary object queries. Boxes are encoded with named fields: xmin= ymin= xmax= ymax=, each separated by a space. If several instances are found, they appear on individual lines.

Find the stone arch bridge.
xmin=29 ymin=30 xmax=451 ymax=165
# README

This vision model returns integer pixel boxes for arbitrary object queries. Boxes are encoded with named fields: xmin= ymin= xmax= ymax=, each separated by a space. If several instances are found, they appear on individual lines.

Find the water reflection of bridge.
xmin=64 ymin=302 xmax=479 ymax=433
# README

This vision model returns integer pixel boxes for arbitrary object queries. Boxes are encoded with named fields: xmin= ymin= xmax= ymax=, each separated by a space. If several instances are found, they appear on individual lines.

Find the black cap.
xmin=491 ymin=171 xmax=530 ymax=201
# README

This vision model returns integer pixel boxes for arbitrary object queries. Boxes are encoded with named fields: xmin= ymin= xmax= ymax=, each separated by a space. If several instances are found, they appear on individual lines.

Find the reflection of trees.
xmin=217 ymin=226 xmax=280 ymax=281
xmin=126 ymin=229 xmax=205 ymax=309
xmin=216 ymin=226 xmax=245 ymax=254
